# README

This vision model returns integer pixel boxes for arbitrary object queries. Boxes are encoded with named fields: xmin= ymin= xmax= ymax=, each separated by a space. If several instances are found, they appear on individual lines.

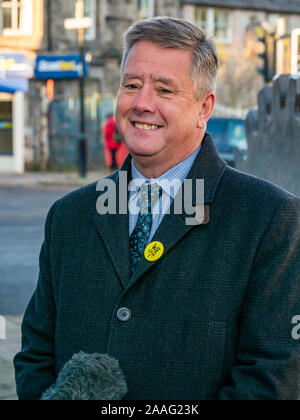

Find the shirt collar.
xmin=130 ymin=143 xmax=201 ymax=200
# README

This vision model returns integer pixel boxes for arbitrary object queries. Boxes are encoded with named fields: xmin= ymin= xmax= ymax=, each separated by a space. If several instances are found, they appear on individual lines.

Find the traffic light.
xmin=255 ymin=27 xmax=276 ymax=83
xmin=256 ymin=36 xmax=269 ymax=82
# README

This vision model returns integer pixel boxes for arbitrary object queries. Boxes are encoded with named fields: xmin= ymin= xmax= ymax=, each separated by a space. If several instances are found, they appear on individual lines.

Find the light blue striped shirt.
xmin=129 ymin=144 xmax=201 ymax=242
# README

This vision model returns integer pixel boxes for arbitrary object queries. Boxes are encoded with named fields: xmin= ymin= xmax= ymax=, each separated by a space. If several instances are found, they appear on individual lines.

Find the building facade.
xmin=0 ymin=0 xmax=43 ymax=172
xmin=1 ymin=0 xmax=300 ymax=172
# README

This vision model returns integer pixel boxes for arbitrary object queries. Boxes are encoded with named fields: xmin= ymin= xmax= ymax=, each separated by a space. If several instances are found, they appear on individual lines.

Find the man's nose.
xmin=132 ymin=87 xmax=156 ymax=114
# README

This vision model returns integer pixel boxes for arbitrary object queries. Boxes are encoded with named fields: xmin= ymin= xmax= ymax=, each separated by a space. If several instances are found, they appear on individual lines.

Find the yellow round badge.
xmin=144 ymin=241 xmax=164 ymax=262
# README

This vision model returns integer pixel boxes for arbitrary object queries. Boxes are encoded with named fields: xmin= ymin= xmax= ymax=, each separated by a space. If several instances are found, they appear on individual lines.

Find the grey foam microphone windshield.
xmin=40 ymin=352 xmax=128 ymax=400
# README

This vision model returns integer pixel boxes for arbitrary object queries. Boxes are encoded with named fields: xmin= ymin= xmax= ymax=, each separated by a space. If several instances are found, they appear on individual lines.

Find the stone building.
xmin=181 ymin=1 xmax=300 ymax=113
xmin=1 ymin=0 xmax=300 ymax=171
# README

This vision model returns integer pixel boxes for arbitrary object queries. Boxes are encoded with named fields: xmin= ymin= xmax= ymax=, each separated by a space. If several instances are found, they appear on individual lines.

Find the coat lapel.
xmin=94 ymin=154 xmax=132 ymax=288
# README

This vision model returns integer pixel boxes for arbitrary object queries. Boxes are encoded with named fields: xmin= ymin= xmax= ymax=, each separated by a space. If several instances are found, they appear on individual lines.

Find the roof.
xmin=183 ymin=0 xmax=300 ymax=14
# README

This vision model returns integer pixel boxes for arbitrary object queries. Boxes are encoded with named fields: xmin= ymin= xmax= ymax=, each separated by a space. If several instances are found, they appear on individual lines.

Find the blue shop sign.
xmin=0 ymin=54 xmax=33 ymax=79
xmin=35 ymin=55 xmax=89 ymax=79
xmin=0 ymin=78 xmax=29 ymax=93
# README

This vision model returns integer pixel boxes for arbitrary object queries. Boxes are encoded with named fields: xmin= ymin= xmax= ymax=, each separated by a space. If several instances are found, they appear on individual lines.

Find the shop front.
xmin=34 ymin=54 xmax=106 ymax=170
xmin=0 ymin=54 xmax=32 ymax=173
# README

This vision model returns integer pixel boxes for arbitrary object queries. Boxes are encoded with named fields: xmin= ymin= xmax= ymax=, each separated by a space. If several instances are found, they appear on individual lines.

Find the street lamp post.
xmin=64 ymin=0 xmax=91 ymax=178
xmin=78 ymin=24 xmax=87 ymax=178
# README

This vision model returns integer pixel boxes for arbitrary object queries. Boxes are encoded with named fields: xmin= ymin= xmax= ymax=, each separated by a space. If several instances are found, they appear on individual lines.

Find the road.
xmin=0 ymin=186 xmax=72 ymax=315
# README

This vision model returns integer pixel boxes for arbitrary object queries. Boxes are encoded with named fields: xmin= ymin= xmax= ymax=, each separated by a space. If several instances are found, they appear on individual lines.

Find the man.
xmin=14 ymin=17 xmax=300 ymax=400
xmin=103 ymin=113 xmax=122 ymax=171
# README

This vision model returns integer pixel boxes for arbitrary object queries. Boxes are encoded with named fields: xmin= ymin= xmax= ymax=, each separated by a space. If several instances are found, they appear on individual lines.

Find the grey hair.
xmin=121 ymin=16 xmax=219 ymax=99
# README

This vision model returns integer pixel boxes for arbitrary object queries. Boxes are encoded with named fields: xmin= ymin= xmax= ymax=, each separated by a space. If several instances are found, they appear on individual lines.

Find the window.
xmin=84 ymin=0 xmax=96 ymax=41
xmin=194 ymin=6 xmax=207 ymax=31
xmin=214 ymin=9 xmax=230 ymax=43
xmin=0 ymin=0 xmax=32 ymax=36
xmin=267 ymin=14 xmax=280 ymax=30
xmin=194 ymin=6 xmax=232 ymax=44
xmin=0 ymin=100 xmax=13 ymax=155
xmin=138 ymin=0 xmax=155 ymax=20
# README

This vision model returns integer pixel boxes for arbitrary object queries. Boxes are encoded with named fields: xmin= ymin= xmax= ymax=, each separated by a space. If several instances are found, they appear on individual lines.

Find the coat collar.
xmin=94 ymin=133 xmax=227 ymax=288
xmin=119 ymin=132 xmax=226 ymax=203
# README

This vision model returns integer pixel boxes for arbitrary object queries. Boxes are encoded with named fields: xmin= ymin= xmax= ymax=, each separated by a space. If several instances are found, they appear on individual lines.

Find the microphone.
xmin=40 ymin=352 xmax=128 ymax=400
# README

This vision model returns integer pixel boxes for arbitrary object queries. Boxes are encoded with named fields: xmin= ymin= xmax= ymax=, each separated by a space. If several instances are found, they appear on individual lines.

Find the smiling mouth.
xmin=132 ymin=122 xmax=161 ymax=130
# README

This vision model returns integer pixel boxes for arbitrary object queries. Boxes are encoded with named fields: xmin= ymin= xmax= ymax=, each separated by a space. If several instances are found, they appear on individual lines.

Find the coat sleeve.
xmin=14 ymin=202 xmax=58 ymax=400
xmin=217 ymin=195 xmax=300 ymax=400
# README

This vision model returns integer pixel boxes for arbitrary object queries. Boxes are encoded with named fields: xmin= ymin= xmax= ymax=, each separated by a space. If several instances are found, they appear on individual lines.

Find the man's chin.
xmin=127 ymin=145 xmax=160 ymax=159
xmin=131 ymin=151 xmax=157 ymax=158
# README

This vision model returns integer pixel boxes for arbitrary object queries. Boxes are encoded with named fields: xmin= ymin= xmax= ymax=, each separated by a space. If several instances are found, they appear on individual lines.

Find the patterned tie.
xmin=129 ymin=182 xmax=162 ymax=273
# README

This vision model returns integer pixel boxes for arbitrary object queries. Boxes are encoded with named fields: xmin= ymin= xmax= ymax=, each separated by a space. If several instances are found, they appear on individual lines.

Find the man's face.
xmin=116 ymin=40 xmax=214 ymax=176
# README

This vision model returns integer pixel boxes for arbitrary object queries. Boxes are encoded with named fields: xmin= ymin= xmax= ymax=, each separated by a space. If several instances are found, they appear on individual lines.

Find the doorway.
xmin=0 ymin=97 xmax=13 ymax=155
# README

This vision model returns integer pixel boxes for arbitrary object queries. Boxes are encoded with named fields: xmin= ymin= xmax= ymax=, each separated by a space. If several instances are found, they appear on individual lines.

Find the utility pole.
xmin=77 ymin=0 xmax=87 ymax=178
xmin=256 ymin=25 xmax=276 ymax=83
xmin=256 ymin=22 xmax=290 ymax=83
xmin=65 ymin=0 xmax=91 ymax=178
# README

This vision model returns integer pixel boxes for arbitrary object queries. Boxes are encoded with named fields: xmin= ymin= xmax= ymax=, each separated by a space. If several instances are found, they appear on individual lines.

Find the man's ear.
xmin=197 ymin=92 xmax=216 ymax=129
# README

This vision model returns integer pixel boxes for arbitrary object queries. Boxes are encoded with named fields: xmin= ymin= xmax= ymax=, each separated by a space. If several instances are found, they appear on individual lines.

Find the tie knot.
xmin=140 ymin=182 xmax=162 ymax=214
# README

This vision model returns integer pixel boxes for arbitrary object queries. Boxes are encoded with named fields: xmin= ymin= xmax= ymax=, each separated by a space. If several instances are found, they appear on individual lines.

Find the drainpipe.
xmin=47 ymin=0 xmax=53 ymax=51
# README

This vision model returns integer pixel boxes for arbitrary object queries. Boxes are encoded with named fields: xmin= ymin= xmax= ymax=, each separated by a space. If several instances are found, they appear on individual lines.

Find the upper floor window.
xmin=138 ymin=0 xmax=155 ymax=20
xmin=84 ymin=0 xmax=96 ymax=41
xmin=214 ymin=9 xmax=231 ymax=42
xmin=0 ymin=0 xmax=32 ymax=36
xmin=194 ymin=6 xmax=232 ymax=44
xmin=194 ymin=6 xmax=207 ymax=31
xmin=266 ymin=14 xmax=281 ymax=31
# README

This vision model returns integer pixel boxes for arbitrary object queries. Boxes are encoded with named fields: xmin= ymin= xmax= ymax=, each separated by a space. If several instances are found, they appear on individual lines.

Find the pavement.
xmin=0 ymin=170 xmax=107 ymax=400
xmin=0 ymin=169 xmax=107 ymax=189
xmin=0 ymin=316 xmax=22 ymax=400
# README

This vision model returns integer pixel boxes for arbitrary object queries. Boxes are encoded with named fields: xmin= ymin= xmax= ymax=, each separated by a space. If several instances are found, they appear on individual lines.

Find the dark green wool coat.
xmin=14 ymin=134 xmax=300 ymax=400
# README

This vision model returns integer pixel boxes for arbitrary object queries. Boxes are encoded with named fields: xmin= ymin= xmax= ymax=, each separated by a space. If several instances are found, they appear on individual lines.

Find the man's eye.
xmin=159 ymin=88 xmax=172 ymax=94
xmin=125 ymin=84 xmax=138 ymax=90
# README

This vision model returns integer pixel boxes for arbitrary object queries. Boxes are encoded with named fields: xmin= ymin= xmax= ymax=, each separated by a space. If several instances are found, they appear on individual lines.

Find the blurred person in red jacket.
xmin=103 ymin=113 xmax=122 ymax=170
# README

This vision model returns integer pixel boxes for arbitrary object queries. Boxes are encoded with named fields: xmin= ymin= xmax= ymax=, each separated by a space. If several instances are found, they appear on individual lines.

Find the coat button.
xmin=117 ymin=307 xmax=132 ymax=322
